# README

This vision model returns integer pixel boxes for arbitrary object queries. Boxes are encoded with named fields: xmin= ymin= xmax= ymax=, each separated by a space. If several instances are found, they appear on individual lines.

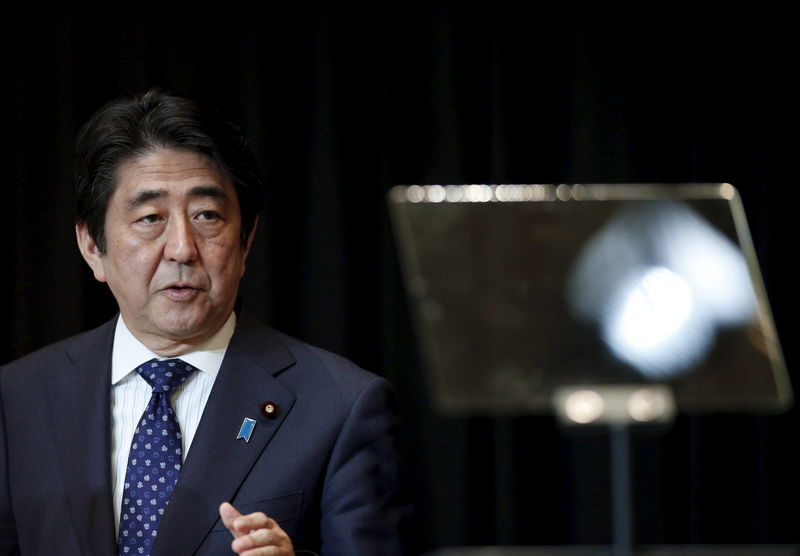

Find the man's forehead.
xmin=124 ymin=186 xmax=230 ymax=211
xmin=113 ymin=149 xmax=234 ymax=204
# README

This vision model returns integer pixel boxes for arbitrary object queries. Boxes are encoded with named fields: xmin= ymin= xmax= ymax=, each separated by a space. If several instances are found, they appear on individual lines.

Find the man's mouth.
xmin=163 ymin=284 xmax=201 ymax=300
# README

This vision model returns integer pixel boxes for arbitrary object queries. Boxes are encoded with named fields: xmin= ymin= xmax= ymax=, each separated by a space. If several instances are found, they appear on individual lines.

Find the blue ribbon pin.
xmin=237 ymin=417 xmax=257 ymax=443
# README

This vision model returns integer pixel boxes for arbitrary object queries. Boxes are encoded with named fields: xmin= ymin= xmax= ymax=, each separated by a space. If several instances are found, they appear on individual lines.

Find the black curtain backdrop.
xmin=5 ymin=6 xmax=798 ymax=553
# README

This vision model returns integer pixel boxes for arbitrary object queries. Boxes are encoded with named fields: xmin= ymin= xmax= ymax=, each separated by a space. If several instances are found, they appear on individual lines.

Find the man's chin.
xmin=157 ymin=317 xmax=216 ymax=341
xmin=134 ymin=312 xmax=223 ymax=349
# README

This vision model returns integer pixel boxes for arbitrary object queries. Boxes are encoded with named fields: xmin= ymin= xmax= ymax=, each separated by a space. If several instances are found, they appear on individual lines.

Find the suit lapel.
xmin=47 ymin=320 xmax=117 ymax=556
xmin=152 ymin=317 xmax=297 ymax=556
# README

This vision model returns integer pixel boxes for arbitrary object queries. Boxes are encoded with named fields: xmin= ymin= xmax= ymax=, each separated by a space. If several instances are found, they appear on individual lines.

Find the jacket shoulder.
xmin=233 ymin=313 xmax=386 ymax=401
xmin=283 ymin=333 xmax=385 ymax=397
xmin=0 ymin=318 xmax=116 ymax=385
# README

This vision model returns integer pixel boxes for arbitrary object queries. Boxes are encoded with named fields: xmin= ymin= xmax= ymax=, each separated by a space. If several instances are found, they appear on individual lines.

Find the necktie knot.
xmin=136 ymin=358 xmax=196 ymax=394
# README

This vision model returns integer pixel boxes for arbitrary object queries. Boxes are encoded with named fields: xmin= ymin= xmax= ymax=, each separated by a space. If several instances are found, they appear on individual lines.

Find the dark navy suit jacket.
xmin=0 ymin=314 xmax=410 ymax=555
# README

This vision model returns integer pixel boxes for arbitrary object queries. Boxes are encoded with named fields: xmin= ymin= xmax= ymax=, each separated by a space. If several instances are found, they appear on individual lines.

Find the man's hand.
xmin=219 ymin=502 xmax=295 ymax=555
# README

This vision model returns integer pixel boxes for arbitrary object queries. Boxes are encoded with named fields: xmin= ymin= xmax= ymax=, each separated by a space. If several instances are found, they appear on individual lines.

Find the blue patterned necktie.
xmin=118 ymin=359 xmax=197 ymax=556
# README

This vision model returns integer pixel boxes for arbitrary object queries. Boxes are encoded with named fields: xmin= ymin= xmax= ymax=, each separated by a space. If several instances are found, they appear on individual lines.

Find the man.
xmin=0 ymin=91 xmax=410 ymax=555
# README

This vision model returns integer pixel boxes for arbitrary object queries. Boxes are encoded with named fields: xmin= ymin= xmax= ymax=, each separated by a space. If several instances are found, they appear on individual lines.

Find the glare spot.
xmin=465 ymin=184 xmax=492 ymax=202
xmin=495 ymin=184 xmax=531 ymax=202
xmin=612 ymin=267 xmax=692 ymax=350
xmin=564 ymin=390 xmax=604 ymax=424
xmin=627 ymin=388 xmax=669 ymax=422
xmin=567 ymin=200 xmax=755 ymax=380
xmin=424 ymin=185 xmax=446 ymax=203
xmin=495 ymin=184 xmax=510 ymax=202
xmin=445 ymin=185 xmax=463 ymax=202
xmin=406 ymin=185 xmax=425 ymax=203
xmin=719 ymin=183 xmax=736 ymax=200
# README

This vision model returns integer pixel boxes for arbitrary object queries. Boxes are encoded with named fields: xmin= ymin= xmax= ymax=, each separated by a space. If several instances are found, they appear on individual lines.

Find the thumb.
xmin=219 ymin=502 xmax=244 ymax=538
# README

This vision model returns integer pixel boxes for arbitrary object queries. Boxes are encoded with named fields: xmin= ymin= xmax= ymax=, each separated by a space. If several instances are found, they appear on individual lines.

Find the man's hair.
xmin=74 ymin=89 xmax=265 ymax=253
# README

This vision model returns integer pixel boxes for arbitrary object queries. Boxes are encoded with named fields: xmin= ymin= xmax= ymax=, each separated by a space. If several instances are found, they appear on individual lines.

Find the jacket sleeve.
xmin=318 ymin=376 xmax=413 ymax=555
xmin=0 ymin=373 xmax=21 ymax=556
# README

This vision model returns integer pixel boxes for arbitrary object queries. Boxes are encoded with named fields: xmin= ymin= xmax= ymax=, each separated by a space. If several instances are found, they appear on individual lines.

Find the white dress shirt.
xmin=110 ymin=313 xmax=235 ymax=533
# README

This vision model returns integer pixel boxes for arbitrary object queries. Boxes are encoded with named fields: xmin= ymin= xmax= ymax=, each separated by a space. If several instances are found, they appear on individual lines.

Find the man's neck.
xmin=119 ymin=313 xmax=237 ymax=357
xmin=137 ymin=334 xmax=217 ymax=358
xmin=111 ymin=312 xmax=235 ymax=385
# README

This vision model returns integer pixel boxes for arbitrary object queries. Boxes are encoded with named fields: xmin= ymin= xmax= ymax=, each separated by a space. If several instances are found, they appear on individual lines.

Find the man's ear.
xmin=238 ymin=214 xmax=259 ymax=278
xmin=75 ymin=224 xmax=108 ymax=283
xmin=244 ymin=214 xmax=259 ymax=255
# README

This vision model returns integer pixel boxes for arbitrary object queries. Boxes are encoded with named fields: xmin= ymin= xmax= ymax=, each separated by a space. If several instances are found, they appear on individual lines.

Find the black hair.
xmin=74 ymin=89 xmax=264 ymax=253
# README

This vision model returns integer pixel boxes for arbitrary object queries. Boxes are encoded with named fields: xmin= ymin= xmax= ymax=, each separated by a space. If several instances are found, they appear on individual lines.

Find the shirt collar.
xmin=111 ymin=312 xmax=236 ymax=385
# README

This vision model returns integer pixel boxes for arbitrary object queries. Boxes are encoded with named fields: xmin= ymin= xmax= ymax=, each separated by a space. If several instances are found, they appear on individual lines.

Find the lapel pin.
xmin=261 ymin=401 xmax=279 ymax=419
xmin=237 ymin=417 xmax=257 ymax=443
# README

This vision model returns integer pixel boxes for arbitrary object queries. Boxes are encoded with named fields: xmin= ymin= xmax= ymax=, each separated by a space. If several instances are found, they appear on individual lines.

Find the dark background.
xmin=4 ymin=6 xmax=797 ymax=552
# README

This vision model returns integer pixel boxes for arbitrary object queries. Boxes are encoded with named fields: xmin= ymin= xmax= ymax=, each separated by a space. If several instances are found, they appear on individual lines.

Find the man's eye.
xmin=138 ymin=214 xmax=161 ymax=224
xmin=198 ymin=211 xmax=221 ymax=221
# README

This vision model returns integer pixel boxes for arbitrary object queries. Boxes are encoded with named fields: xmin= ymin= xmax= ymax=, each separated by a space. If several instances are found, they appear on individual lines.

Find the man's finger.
xmin=219 ymin=502 xmax=244 ymax=537
xmin=221 ymin=503 xmax=273 ymax=536
xmin=233 ymin=512 xmax=271 ymax=534
xmin=231 ymin=527 xmax=273 ymax=552
xmin=220 ymin=502 xmax=294 ymax=554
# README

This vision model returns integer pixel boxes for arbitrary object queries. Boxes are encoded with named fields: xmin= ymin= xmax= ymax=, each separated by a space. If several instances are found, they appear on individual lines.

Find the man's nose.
xmin=163 ymin=216 xmax=199 ymax=263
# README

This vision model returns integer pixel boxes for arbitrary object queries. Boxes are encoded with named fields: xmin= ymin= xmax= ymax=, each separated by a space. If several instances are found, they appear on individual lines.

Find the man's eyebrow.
xmin=188 ymin=185 xmax=230 ymax=203
xmin=125 ymin=186 xmax=230 ymax=210
xmin=127 ymin=189 xmax=167 ymax=210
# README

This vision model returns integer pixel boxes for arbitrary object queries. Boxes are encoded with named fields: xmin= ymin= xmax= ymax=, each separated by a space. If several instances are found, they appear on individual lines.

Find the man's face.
xmin=77 ymin=147 xmax=255 ymax=353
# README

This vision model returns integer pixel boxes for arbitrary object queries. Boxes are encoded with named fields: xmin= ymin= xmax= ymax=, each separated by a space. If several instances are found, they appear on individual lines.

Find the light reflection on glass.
xmin=465 ymin=184 xmax=492 ymax=202
xmin=400 ymin=184 xmax=571 ymax=203
xmin=627 ymin=388 xmax=670 ymax=422
xmin=720 ymin=183 xmax=735 ymax=200
xmin=610 ymin=267 xmax=693 ymax=349
xmin=661 ymin=220 xmax=754 ymax=326
xmin=529 ymin=185 xmax=543 ymax=201
xmin=556 ymin=184 xmax=571 ymax=201
xmin=424 ymin=185 xmax=446 ymax=203
xmin=445 ymin=184 xmax=463 ymax=202
xmin=496 ymin=184 xmax=519 ymax=202
xmin=494 ymin=184 xmax=508 ymax=202
xmin=406 ymin=185 xmax=425 ymax=203
xmin=568 ymin=201 xmax=757 ymax=380
xmin=604 ymin=266 xmax=710 ymax=379
xmin=564 ymin=389 xmax=604 ymax=423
